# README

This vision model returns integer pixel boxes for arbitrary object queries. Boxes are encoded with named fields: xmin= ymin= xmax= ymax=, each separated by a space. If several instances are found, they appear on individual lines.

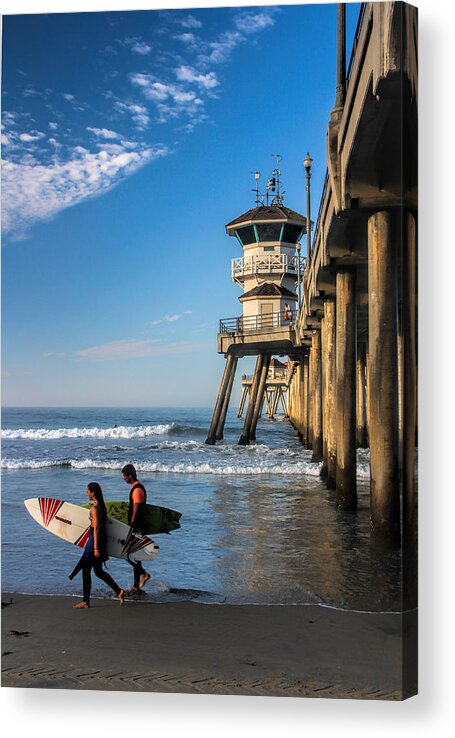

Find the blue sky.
xmin=2 ymin=1 xmax=361 ymax=407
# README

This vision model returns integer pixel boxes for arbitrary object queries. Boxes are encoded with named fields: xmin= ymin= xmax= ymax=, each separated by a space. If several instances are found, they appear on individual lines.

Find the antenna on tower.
xmin=251 ymin=171 xmax=261 ymax=206
xmin=270 ymin=153 xmax=285 ymax=205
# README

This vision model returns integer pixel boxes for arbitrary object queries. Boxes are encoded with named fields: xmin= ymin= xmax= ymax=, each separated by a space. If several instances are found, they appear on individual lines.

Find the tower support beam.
xmin=205 ymin=354 xmax=236 ymax=445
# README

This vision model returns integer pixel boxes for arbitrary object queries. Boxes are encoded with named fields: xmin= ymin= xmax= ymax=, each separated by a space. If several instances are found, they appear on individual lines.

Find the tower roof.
xmin=226 ymin=204 xmax=306 ymax=231
xmin=238 ymin=283 xmax=298 ymax=302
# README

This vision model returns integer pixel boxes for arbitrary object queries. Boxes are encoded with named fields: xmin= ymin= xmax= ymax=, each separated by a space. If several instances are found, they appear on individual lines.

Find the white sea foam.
xmin=1 ymin=456 xmax=323 ymax=476
xmin=1 ymin=423 xmax=175 ymax=441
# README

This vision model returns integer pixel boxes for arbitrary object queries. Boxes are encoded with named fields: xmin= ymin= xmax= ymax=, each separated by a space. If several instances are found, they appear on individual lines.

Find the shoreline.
xmin=1 ymin=592 xmax=417 ymax=699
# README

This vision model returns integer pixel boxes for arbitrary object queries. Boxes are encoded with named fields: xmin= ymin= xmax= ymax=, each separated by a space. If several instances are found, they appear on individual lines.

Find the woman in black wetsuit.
xmin=70 ymin=482 xmax=124 ymax=609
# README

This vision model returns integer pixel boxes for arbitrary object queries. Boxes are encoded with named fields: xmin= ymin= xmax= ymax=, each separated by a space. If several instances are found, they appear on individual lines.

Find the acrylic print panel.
xmin=1 ymin=1 xmax=417 ymax=700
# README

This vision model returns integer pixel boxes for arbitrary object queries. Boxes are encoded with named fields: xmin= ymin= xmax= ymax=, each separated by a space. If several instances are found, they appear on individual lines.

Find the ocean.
xmin=1 ymin=406 xmax=403 ymax=611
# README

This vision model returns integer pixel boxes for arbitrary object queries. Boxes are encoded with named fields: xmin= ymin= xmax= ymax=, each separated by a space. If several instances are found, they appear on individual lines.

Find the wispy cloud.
xmin=114 ymin=101 xmax=150 ymax=130
xmin=2 ymin=144 xmax=168 ymax=238
xmin=149 ymin=310 xmax=192 ymax=327
xmin=87 ymin=127 xmax=120 ymax=139
xmin=2 ymin=8 xmax=277 ymax=240
xmin=180 ymin=15 xmax=202 ymax=30
xmin=131 ymin=41 xmax=152 ymax=55
xmin=75 ymin=338 xmax=199 ymax=360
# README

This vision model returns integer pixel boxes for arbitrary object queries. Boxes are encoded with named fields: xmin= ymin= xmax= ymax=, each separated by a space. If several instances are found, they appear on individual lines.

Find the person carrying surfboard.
xmin=70 ymin=482 xmax=125 ymax=609
xmin=122 ymin=464 xmax=151 ymax=593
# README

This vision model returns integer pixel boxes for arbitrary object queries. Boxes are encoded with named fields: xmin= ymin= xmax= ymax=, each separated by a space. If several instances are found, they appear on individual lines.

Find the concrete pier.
xmin=250 ymin=355 xmax=271 ymax=441
xmin=323 ymin=299 xmax=337 ymax=488
xmin=216 ymin=356 xmax=238 ymax=440
xmin=205 ymin=353 xmax=236 ymax=445
xmin=238 ymin=354 xmax=265 ymax=445
xmin=311 ymin=330 xmax=323 ymax=462
xmin=368 ymin=211 xmax=400 ymax=543
xmin=335 ymin=269 xmax=357 ymax=511
xmin=356 ymin=342 xmax=368 ymax=448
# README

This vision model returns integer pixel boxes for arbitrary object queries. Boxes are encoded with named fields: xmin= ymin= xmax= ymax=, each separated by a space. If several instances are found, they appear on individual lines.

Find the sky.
xmin=1 ymin=1 xmax=362 ymax=407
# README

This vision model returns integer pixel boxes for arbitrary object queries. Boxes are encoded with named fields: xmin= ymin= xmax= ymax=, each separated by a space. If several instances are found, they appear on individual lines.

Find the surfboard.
xmin=82 ymin=500 xmax=181 ymax=534
xmin=24 ymin=498 xmax=159 ymax=561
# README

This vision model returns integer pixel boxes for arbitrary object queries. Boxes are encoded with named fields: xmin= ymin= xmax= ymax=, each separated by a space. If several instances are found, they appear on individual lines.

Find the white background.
xmin=1 ymin=0 xmax=454 ymax=734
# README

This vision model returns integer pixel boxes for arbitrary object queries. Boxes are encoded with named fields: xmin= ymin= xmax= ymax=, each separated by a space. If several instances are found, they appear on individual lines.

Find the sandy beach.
xmin=1 ymin=592 xmax=417 ymax=699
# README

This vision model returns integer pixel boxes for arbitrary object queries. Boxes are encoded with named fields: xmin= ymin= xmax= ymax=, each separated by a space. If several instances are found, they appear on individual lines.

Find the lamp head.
xmin=303 ymin=152 xmax=313 ymax=174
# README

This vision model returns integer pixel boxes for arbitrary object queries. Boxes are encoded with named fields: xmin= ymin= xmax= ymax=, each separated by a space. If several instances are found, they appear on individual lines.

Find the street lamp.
xmin=303 ymin=152 xmax=313 ymax=261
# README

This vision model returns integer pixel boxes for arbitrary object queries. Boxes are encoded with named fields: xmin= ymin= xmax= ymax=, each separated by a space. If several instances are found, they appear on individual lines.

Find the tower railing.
xmin=231 ymin=253 xmax=307 ymax=282
xmin=219 ymin=311 xmax=295 ymax=334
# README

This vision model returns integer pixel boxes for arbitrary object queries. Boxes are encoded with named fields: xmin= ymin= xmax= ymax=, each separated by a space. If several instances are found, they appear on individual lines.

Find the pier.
xmin=206 ymin=2 xmax=417 ymax=548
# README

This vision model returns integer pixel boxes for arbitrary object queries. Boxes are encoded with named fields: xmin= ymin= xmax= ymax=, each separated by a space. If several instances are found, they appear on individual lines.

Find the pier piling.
xmin=205 ymin=353 xmax=236 ymax=445
xmin=368 ymin=211 xmax=400 ymax=544
xmin=335 ymin=269 xmax=357 ymax=510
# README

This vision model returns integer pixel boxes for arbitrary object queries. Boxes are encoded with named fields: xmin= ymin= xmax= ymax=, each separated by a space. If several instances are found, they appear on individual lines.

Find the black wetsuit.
xmin=69 ymin=508 xmax=121 ymax=605
xmin=127 ymin=482 xmax=147 ymax=589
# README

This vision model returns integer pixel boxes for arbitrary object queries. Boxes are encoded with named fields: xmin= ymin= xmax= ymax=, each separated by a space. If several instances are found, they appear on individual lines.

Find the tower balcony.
xmin=231 ymin=253 xmax=307 ymax=284
xmin=217 ymin=312 xmax=302 ymax=358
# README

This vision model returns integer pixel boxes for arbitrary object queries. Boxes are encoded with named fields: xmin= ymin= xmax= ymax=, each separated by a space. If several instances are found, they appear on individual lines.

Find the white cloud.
xmin=181 ymin=15 xmax=202 ymax=29
xmin=49 ymin=122 xmax=58 ymax=130
xmin=75 ymin=338 xmax=199 ymax=360
xmin=234 ymin=10 xmax=276 ymax=35
xmin=63 ymin=93 xmax=75 ymax=101
xmin=149 ymin=311 xmax=192 ymax=327
xmin=19 ymin=130 xmax=46 ymax=142
xmin=2 ymin=143 xmax=169 ymax=238
xmin=176 ymin=33 xmax=196 ymax=44
xmin=114 ymin=101 xmax=150 ymax=129
xmin=176 ymin=66 xmax=219 ymax=90
xmin=130 ymin=74 xmax=205 ymax=122
xmin=87 ymin=127 xmax=120 ymax=140
xmin=131 ymin=41 xmax=152 ymax=55
xmin=203 ymin=31 xmax=243 ymax=65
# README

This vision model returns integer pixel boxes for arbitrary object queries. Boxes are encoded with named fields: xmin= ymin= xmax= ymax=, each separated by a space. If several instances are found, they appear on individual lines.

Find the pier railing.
xmin=219 ymin=312 xmax=294 ymax=334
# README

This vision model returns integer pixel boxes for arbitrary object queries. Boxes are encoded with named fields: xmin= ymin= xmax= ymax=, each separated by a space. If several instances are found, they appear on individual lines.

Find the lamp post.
xmin=296 ymin=240 xmax=302 ymax=313
xmin=304 ymin=152 xmax=313 ymax=261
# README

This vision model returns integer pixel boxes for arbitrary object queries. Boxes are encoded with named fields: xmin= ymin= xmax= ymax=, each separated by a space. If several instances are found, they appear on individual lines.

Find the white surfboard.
xmin=24 ymin=497 xmax=159 ymax=561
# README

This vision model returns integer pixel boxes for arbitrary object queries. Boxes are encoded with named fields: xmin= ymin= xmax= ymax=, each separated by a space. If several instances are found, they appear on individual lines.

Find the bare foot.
xmin=118 ymin=589 xmax=124 ymax=606
xmin=73 ymin=601 xmax=90 ymax=609
xmin=139 ymin=572 xmax=150 ymax=589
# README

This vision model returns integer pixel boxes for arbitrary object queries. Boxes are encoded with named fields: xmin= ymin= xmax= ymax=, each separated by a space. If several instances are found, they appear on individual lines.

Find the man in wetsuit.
xmin=121 ymin=463 xmax=150 ymax=593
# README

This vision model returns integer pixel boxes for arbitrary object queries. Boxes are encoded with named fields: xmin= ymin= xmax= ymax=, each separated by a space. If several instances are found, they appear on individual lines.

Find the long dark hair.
xmin=87 ymin=481 xmax=107 ymax=522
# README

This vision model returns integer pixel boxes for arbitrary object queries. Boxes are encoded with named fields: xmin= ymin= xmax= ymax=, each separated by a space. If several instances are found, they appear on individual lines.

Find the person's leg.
xmin=73 ymin=563 xmax=92 ymax=608
xmin=93 ymin=561 xmax=124 ymax=605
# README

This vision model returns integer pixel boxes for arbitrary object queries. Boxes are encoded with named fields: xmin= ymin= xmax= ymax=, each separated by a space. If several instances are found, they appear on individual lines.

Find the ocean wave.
xmin=1 ymin=456 xmax=323 ymax=476
xmin=1 ymin=423 xmax=176 ymax=441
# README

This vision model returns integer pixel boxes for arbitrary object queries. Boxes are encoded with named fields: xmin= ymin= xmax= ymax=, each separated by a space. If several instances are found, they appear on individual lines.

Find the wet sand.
xmin=1 ymin=592 xmax=417 ymax=699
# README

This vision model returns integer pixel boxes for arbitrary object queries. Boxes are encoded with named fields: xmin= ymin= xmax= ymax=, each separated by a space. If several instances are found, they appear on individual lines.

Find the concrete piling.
xmin=238 ymin=354 xmax=265 ymax=445
xmin=205 ymin=353 xmax=236 ymax=445
xmin=216 ymin=356 xmax=238 ymax=440
xmin=367 ymin=210 xmax=400 ymax=545
xmin=250 ymin=355 xmax=271 ymax=440
xmin=323 ymin=298 xmax=337 ymax=488
xmin=335 ymin=269 xmax=357 ymax=510
xmin=356 ymin=342 xmax=368 ymax=448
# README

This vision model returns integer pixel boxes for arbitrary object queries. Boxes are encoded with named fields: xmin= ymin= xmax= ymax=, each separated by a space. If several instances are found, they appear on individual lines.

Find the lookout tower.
xmin=206 ymin=159 xmax=309 ymax=446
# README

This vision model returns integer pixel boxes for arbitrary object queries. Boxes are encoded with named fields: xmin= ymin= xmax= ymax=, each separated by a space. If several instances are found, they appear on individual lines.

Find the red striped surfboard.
xmin=24 ymin=498 xmax=159 ymax=561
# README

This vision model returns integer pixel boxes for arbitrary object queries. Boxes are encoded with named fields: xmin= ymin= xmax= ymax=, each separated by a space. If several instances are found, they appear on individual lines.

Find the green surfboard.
xmin=83 ymin=500 xmax=181 ymax=534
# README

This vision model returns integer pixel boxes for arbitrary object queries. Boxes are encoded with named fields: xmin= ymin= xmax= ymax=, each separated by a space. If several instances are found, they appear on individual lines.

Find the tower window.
xmin=282 ymin=224 xmax=305 ymax=243
xmin=235 ymin=225 xmax=256 ymax=245
xmin=256 ymin=223 xmax=282 ymax=242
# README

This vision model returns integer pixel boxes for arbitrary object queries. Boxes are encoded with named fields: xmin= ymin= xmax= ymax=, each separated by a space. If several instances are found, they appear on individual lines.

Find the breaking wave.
xmin=2 ymin=456 xmax=323 ymax=476
xmin=1 ymin=423 xmax=176 ymax=441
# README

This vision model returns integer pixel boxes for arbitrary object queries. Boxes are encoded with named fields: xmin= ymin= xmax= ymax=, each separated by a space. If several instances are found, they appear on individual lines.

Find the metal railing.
xmin=219 ymin=311 xmax=295 ymax=334
xmin=346 ymin=3 xmax=367 ymax=84
xmin=231 ymin=253 xmax=307 ymax=281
